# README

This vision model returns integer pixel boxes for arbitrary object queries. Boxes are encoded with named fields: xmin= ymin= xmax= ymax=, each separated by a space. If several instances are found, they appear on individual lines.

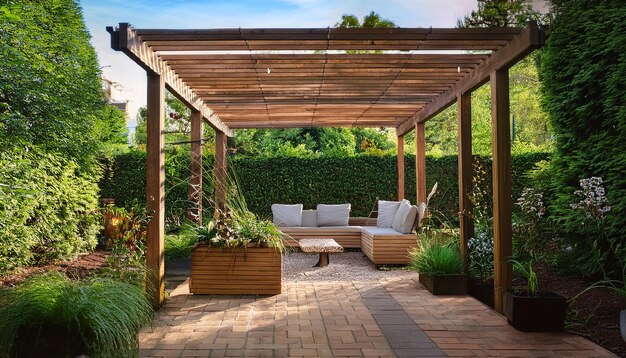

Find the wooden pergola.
xmin=107 ymin=23 xmax=545 ymax=313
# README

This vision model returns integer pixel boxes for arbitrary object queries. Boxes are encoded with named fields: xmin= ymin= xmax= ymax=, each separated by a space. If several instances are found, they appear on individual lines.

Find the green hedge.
xmin=0 ymin=148 xmax=100 ymax=275
xmin=99 ymin=149 xmax=549 ymax=222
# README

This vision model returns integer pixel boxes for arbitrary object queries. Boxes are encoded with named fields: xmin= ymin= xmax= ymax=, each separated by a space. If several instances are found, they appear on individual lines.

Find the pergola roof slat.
xmin=109 ymin=23 xmax=544 ymax=131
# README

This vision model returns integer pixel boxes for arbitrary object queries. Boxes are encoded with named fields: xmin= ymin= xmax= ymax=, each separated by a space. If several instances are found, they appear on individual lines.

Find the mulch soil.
xmin=514 ymin=263 xmax=626 ymax=357
xmin=1 ymin=252 xmax=624 ymax=356
xmin=0 ymin=250 xmax=109 ymax=288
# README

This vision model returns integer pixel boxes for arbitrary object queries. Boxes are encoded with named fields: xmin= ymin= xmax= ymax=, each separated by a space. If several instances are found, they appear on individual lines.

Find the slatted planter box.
xmin=190 ymin=246 xmax=282 ymax=295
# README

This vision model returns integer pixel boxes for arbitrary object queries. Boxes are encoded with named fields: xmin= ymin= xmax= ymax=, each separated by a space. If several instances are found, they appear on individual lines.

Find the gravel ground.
xmin=283 ymin=251 xmax=415 ymax=282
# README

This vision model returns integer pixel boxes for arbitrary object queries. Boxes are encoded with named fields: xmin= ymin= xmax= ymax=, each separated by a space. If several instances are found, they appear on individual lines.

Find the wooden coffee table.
xmin=298 ymin=239 xmax=344 ymax=267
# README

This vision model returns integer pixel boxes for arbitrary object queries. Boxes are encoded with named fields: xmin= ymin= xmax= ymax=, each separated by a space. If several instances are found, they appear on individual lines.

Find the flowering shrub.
xmin=468 ymin=230 xmax=494 ymax=281
xmin=513 ymin=187 xmax=556 ymax=259
xmin=516 ymin=188 xmax=546 ymax=219
xmin=564 ymin=176 xmax=621 ymax=278
xmin=570 ymin=177 xmax=611 ymax=219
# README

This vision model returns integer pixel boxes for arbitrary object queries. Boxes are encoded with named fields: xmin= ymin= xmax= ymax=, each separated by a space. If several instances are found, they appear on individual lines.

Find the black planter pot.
xmin=467 ymin=277 xmax=494 ymax=308
xmin=503 ymin=290 xmax=567 ymax=332
xmin=418 ymin=273 xmax=467 ymax=295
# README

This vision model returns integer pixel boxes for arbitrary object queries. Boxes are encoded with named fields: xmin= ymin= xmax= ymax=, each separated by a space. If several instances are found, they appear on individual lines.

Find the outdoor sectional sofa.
xmin=273 ymin=201 xmax=424 ymax=265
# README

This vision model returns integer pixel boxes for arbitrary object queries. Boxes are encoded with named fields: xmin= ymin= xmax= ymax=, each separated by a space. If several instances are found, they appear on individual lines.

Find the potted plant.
xmin=410 ymin=237 xmax=467 ymax=295
xmin=503 ymin=260 xmax=567 ymax=332
xmin=467 ymin=230 xmax=495 ymax=308
xmin=188 ymin=203 xmax=285 ymax=295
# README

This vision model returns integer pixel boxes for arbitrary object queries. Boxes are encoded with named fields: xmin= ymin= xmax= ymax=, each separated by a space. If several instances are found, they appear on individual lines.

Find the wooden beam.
xmin=107 ymin=23 xmax=233 ymax=137
xmin=214 ymin=131 xmax=227 ymax=218
xmin=491 ymin=69 xmax=512 ymax=314
xmin=457 ymin=92 xmax=473 ymax=267
xmin=146 ymin=72 xmax=165 ymax=306
xmin=396 ymin=22 xmax=544 ymax=136
xmin=188 ymin=110 xmax=203 ymax=224
xmin=415 ymin=123 xmax=426 ymax=204
xmin=397 ymin=132 xmax=405 ymax=200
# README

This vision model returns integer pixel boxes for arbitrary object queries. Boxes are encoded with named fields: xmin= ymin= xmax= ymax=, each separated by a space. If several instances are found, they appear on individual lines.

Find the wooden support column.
xmin=415 ymin=122 xmax=427 ymax=204
xmin=188 ymin=110 xmax=203 ymax=224
xmin=457 ymin=92 xmax=474 ymax=267
xmin=491 ymin=69 xmax=513 ymax=314
xmin=397 ymin=132 xmax=405 ymax=200
xmin=146 ymin=71 xmax=165 ymax=306
xmin=214 ymin=131 xmax=227 ymax=218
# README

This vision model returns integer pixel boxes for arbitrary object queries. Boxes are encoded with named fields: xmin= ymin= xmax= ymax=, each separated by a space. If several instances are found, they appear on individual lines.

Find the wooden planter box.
xmin=190 ymin=246 xmax=282 ymax=295
xmin=419 ymin=273 xmax=467 ymax=295
xmin=503 ymin=290 xmax=567 ymax=332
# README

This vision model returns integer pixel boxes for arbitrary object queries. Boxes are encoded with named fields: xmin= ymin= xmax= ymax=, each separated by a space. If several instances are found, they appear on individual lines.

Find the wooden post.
xmin=188 ymin=110 xmax=203 ymax=224
xmin=457 ymin=92 xmax=473 ymax=267
xmin=146 ymin=71 xmax=165 ymax=306
xmin=214 ymin=130 xmax=227 ymax=218
xmin=415 ymin=122 xmax=427 ymax=204
xmin=491 ymin=69 xmax=513 ymax=314
xmin=397 ymin=132 xmax=405 ymax=200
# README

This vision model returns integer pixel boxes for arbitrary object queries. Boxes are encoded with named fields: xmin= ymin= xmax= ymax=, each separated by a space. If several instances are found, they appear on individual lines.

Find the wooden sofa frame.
xmin=280 ymin=217 xmax=418 ymax=265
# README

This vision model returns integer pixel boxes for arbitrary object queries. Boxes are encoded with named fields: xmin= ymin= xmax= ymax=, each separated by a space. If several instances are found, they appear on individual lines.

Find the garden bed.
xmin=0 ymin=250 xmax=109 ymax=288
xmin=514 ymin=263 xmax=626 ymax=357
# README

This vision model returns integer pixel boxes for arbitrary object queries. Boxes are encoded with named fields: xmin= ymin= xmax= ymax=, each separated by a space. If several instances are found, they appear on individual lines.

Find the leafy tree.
xmin=134 ymin=92 xmax=215 ymax=147
xmin=336 ymin=11 xmax=397 ymax=29
xmin=0 ymin=0 xmax=105 ymax=169
xmin=95 ymin=104 xmax=129 ymax=145
xmin=457 ymin=0 xmax=543 ymax=28
xmin=540 ymin=0 xmax=626 ymax=276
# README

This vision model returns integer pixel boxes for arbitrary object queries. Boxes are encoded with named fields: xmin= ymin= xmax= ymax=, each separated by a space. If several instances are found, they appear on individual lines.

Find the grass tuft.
xmin=0 ymin=272 xmax=153 ymax=358
xmin=409 ymin=238 xmax=462 ymax=275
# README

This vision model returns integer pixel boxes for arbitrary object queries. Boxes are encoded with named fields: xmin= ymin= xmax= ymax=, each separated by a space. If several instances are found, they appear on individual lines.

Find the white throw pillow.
xmin=301 ymin=210 xmax=318 ymax=227
xmin=272 ymin=204 xmax=303 ymax=227
xmin=398 ymin=205 xmax=418 ymax=234
xmin=392 ymin=199 xmax=411 ymax=232
xmin=376 ymin=200 xmax=400 ymax=228
xmin=317 ymin=204 xmax=351 ymax=226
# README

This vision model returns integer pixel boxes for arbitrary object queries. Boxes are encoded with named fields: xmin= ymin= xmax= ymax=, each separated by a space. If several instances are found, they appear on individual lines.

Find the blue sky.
xmin=80 ymin=0 xmax=482 ymax=126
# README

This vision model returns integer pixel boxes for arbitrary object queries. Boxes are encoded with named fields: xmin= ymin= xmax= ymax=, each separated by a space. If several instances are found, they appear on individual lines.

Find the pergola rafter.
xmin=108 ymin=22 xmax=545 ymax=313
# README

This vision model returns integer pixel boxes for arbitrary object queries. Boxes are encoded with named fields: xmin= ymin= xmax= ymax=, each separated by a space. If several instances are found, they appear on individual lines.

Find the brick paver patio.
xmin=140 ymin=270 xmax=616 ymax=357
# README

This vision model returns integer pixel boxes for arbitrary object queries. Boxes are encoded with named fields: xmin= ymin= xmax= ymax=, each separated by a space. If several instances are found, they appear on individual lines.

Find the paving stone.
xmin=140 ymin=264 xmax=616 ymax=358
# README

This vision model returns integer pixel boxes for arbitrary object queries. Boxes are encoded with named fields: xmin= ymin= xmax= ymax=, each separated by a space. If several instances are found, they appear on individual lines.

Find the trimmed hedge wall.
xmin=100 ymin=149 xmax=549 ymax=223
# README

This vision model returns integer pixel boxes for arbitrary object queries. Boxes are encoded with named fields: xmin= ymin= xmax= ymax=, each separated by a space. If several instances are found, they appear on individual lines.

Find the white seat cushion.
xmin=272 ymin=204 xmax=303 ymax=227
xmin=376 ymin=200 xmax=400 ymax=228
xmin=317 ymin=204 xmax=351 ymax=226
xmin=361 ymin=226 xmax=403 ymax=236
xmin=301 ymin=210 xmax=318 ymax=227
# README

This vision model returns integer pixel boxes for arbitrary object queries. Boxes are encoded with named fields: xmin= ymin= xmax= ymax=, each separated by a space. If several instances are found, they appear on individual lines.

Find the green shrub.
xmin=165 ymin=234 xmax=198 ymax=259
xmin=100 ymin=149 xmax=549 ymax=224
xmin=540 ymin=1 xmax=626 ymax=276
xmin=0 ymin=148 xmax=99 ymax=275
xmin=409 ymin=238 xmax=463 ymax=275
xmin=0 ymin=272 xmax=153 ymax=358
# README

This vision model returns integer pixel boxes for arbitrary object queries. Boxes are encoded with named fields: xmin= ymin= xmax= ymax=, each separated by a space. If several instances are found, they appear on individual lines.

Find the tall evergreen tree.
xmin=540 ymin=0 xmax=626 ymax=276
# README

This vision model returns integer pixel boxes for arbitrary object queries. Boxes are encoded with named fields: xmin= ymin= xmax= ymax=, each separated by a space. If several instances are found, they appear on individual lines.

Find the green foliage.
xmin=511 ymin=259 xmax=539 ymax=296
xmin=99 ymin=150 xmax=549 ymax=225
xmin=0 ymin=272 xmax=153 ymax=358
xmin=0 ymin=148 xmax=99 ymax=275
xmin=165 ymin=233 xmax=198 ymax=260
xmin=457 ymin=0 xmax=544 ymax=28
xmin=0 ymin=0 xmax=106 ymax=168
xmin=336 ymin=11 xmax=397 ymax=29
xmin=95 ymin=104 xmax=129 ymax=145
xmin=231 ymin=127 xmax=394 ymax=157
xmin=409 ymin=238 xmax=463 ymax=275
xmin=540 ymin=1 xmax=626 ymax=276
